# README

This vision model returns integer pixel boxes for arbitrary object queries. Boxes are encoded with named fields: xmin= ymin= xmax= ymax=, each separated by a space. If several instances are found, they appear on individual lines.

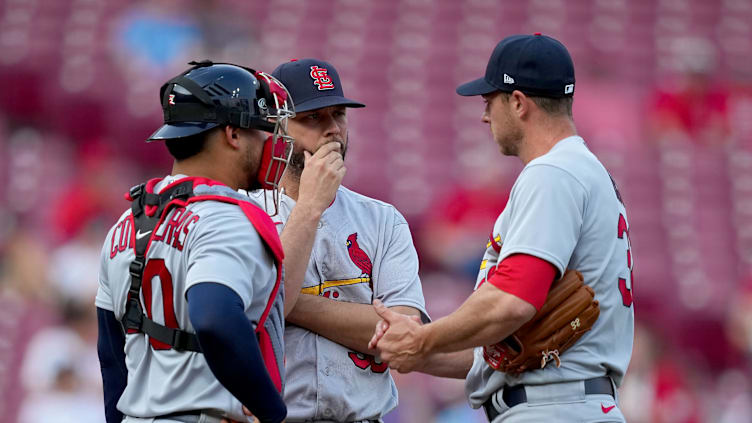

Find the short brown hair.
xmin=499 ymin=91 xmax=573 ymax=118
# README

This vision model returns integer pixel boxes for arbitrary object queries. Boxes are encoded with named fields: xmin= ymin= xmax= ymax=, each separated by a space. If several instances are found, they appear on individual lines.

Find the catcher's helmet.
xmin=148 ymin=60 xmax=294 ymax=141
xmin=147 ymin=60 xmax=295 ymax=215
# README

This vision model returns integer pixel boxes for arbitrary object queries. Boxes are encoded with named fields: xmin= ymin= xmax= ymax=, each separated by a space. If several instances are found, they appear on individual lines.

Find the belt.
xmin=155 ymin=411 xmax=200 ymax=423
xmin=482 ymin=376 xmax=614 ymax=422
xmin=154 ymin=411 xmax=223 ymax=423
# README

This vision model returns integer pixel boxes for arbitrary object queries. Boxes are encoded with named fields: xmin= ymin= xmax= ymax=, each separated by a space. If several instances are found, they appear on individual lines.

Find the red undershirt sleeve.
xmin=485 ymin=253 xmax=558 ymax=311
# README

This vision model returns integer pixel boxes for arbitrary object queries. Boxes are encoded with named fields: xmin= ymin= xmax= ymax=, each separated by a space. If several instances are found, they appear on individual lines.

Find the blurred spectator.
xmin=417 ymin=151 xmax=516 ymax=281
xmin=47 ymin=222 xmax=104 ymax=308
xmin=4 ymin=127 xmax=54 ymax=238
xmin=647 ymin=37 xmax=731 ymax=146
xmin=18 ymin=301 xmax=102 ymax=423
xmin=50 ymin=140 xmax=136 ymax=243
xmin=111 ymin=0 xmax=203 ymax=78
xmin=0 ymin=230 xmax=58 ymax=421
xmin=714 ymin=368 xmax=752 ymax=423
xmin=620 ymin=322 xmax=704 ymax=423
xmin=0 ymin=231 xmax=53 ymax=304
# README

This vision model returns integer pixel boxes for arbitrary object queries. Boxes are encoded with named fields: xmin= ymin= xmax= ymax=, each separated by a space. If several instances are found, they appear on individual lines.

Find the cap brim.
xmin=293 ymin=96 xmax=366 ymax=113
xmin=147 ymin=122 xmax=220 ymax=142
xmin=456 ymin=77 xmax=499 ymax=96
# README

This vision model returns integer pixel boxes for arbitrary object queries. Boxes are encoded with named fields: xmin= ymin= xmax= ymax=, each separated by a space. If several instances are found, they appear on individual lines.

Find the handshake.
xmin=367 ymin=269 xmax=599 ymax=376
xmin=367 ymin=299 xmax=427 ymax=374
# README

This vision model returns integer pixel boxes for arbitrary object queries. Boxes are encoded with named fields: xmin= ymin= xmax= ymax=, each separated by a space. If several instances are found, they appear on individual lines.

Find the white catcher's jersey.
xmin=96 ymin=176 xmax=284 ymax=421
xmin=465 ymin=136 xmax=635 ymax=408
xmin=253 ymin=186 xmax=429 ymax=422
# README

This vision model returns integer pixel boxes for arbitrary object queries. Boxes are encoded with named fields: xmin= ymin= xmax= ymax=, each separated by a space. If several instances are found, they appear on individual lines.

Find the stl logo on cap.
xmin=310 ymin=65 xmax=335 ymax=91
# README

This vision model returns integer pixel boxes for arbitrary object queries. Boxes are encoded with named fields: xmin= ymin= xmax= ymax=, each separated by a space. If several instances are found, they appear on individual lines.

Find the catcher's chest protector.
xmin=122 ymin=176 xmax=285 ymax=392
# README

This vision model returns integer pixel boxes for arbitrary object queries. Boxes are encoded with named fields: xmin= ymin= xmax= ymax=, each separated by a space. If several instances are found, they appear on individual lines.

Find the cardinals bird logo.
xmin=346 ymin=233 xmax=372 ymax=277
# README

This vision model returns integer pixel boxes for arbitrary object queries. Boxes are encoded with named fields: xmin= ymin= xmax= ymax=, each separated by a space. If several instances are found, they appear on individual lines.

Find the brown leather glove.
xmin=483 ymin=269 xmax=600 ymax=374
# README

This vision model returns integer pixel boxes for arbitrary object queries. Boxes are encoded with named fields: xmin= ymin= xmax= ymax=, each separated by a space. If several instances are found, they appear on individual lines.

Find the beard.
xmin=495 ymin=118 xmax=524 ymax=157
xmin=242 ymin=140 xmax=262 ymax=191
xmin=287 ymin=136 xmax=348 ymax=178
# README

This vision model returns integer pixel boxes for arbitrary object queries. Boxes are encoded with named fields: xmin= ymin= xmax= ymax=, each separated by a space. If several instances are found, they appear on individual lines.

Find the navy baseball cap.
xmin=457 ymin=33 xmax=575 ymax=98
xmin=271 ymin=58 xmax=365 ymax=113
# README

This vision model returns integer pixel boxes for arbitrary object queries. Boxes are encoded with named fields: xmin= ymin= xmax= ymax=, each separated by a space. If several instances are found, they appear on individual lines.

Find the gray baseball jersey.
xmin=252 ymin=186 xmax=429 ymax=422
xmin=96 ymin=175 xmax=284 ymax=421
xmin=465 ymin=136 xmax=635 ymax=408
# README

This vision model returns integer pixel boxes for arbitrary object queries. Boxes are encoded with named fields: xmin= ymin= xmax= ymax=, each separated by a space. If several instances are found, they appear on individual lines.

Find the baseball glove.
xmin=482 ymin=269 xmax=599 ymax=374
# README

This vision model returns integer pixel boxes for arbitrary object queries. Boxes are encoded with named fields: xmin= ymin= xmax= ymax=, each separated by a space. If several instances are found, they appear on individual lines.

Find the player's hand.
xmin=242 ymin=406 xmax=256 ymax=422
xmin=368 ymin=319 xmax=390 ymax=350
xmin=219 ymin=406 xmax=260 ymax=423
xmin=370 ymin=299 xmax=427 ymax=373
xmin=297 ymin=142 xmax=345 ymax=215
xmin=368 ymin=315 xmax=421 ymax=350
xmin=241 ymin=406 xmax=264 ymax=423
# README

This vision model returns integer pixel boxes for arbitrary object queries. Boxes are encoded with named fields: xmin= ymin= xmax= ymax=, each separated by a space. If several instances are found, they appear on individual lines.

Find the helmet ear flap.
xmin=254 ymin=71 xmax=293 ymax=116
xmin=256 ymin=76 xmax=273 ymax=110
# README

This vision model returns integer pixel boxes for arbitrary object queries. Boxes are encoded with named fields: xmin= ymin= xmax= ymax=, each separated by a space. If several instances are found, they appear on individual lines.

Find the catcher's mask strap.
xmin=160 ymin=61 xmax=276 ymax=133
xmin=163 ymin=102 xmax=274 ymax=132
xmin=160 ymin=74 xmax=218 ymax=126
xmin=162 ymin=76 xmax=214 ymax=106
